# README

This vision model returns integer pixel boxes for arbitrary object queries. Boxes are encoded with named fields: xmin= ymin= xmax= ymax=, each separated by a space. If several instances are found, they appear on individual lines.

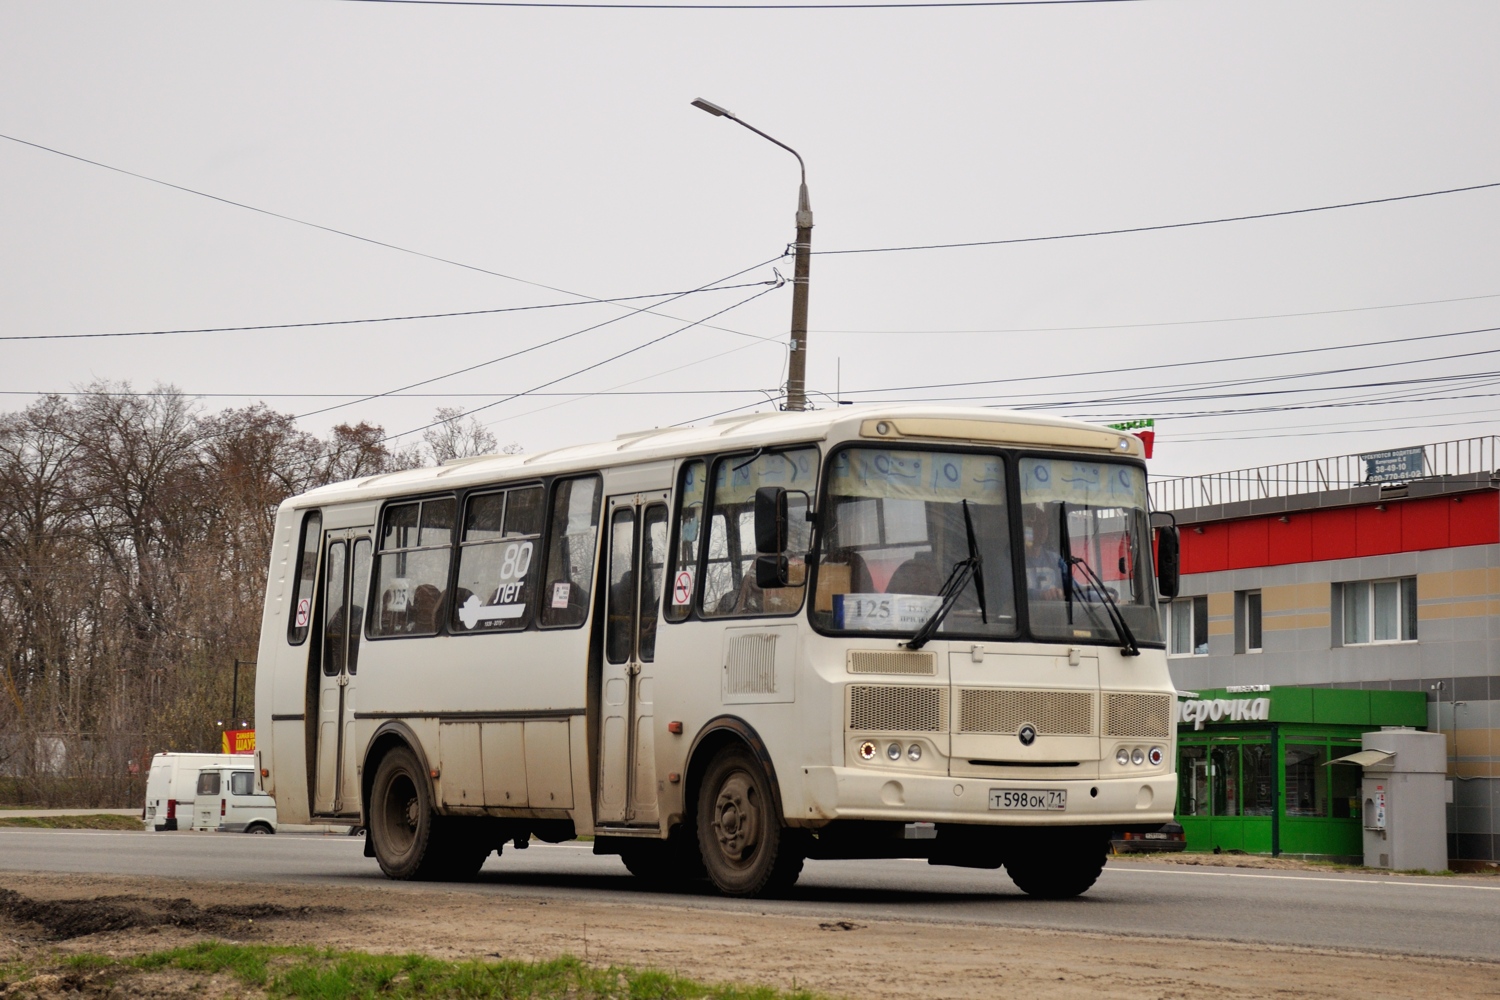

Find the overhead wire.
xmin=0 ymin=280 xmax=784 ymax=343
xmin=808 ymin=290 xmax=1500 ymax=336
xmin=383 ymin=280 xmax=785 ymax=441
xmin=0 ymin=131 xmax=773 ymax=343
xmin=817 ymin=181 xmax=1500 ymax=256
xmin=332 ymin=0 xmax=1147 ymax=9
xmin=829 ymin=323 xmax=1500 ymax=398
xmin=472 ymin=320 xmax=789 ymax=431
xmin=296 ymin=256 xmax=783 ymax=421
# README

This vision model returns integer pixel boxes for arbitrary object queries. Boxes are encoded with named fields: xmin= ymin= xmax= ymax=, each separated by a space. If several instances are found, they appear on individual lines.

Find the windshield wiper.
xmin=906 ymin=500 xmax=987 ymax=650
xmin=1056 ymin=503 xmax=1139 ymax=656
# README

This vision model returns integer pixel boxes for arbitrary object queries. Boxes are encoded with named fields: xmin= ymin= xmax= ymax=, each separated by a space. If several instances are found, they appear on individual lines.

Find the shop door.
xmin=1179 ymin=737 xmax=1274 ymax=853
xmin=313 ymin=532 xmax=371 ymax=817
xmin=596 ymin=494 xmax=669 ymax=827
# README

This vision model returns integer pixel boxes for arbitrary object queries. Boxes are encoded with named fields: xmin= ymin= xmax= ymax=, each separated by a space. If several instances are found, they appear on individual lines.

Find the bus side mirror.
xmin=755 ymin=487 xmax=791 ymax=588
xmin=755 ymin=486 xmax=788 ymax=555
xmin=1156 ymin=525 xmax=1181 ymax=600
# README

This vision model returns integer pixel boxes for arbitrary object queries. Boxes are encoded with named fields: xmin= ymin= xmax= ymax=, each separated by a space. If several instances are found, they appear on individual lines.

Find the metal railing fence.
xmin=1148 ymin=436 xmax=1500 ymax=512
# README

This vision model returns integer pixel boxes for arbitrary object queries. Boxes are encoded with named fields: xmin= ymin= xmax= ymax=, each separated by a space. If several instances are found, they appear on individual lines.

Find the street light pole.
xmin=691 ymin=98 xmax=813 ymax=411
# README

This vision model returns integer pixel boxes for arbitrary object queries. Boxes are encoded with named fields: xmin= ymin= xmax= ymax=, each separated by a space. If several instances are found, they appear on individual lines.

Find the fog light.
xmin=1148 ymin=746 xmax=1164 ymax=766
xmin=887 ymin=742 xmax=902 ymax=761
xmin=1116 ymin=747 xmax=1130 ymax=767
xmin=859 ymin=740 xmax=877 ymax=761
xmin=1131 ymin=747 xmax=1145 ymax=766
xmin=907 ymin=743 xmax=922 ymax=762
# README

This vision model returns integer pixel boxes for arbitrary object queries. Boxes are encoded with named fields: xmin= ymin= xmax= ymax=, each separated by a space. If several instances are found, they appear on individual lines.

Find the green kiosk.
xmin=1175 ymin=686 xmax=1428 ymax=860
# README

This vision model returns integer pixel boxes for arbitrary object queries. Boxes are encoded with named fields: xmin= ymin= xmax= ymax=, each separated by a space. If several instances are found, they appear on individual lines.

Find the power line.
xmin=297 ymin=256 xmax=783 ymax=421
xmin=832 ymin=323 xmax=1500 ymax=397
xmin=1167 ymin=402 xmax=1500 ymax=441
xmin=0 ymin=130 xmax=772 ymax=342
xmin=817 ymin=181 xmax=1500 ymax=256
xmin=333 ymin=0 xmax=1146 ymax=9
xmin=809 ymin=290 xmax=1500 ymax=336
xmin=1163 ymin=415 xmax=1500 ymax=444
xmin=0 ymin=280 xmax=782 ymax=343
xmin=384 ymin=281 xmax=783 ymax=440
xmin=0 ymin=388 xmax=771 ymax=399
xmin=473 ymin=323 xmax=786 ymax=431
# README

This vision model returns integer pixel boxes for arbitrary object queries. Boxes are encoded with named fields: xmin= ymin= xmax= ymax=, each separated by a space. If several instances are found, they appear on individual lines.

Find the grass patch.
xmin=65 ymin=942 xmax=827 ymax=999
xmin=0 ymin=814 xmax=142 ymax=830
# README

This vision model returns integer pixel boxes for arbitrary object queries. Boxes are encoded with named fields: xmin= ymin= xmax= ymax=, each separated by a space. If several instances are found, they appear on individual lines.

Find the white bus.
xmin=254 ymin=405 xmax=1181 ymax=897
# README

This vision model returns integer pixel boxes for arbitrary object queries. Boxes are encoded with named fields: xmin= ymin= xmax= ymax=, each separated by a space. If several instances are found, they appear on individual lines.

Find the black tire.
xmin=1004 ymin=827 xmax=1109 ymax=899
xmin=245 ymin=823 xmax=274 ymax=835
xmin=429 ymin=822 xmax=494 ymax=882
xmin=620 ymin=826 xmax=706 ymax=890
xmin=695 ymin=745 xmax=803 ymax=897
xmin=368 ymin=745 xmax=447 ymax=880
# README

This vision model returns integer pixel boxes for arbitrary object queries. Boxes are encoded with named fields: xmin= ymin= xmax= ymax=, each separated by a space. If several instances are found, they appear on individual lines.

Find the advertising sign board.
xmin=1362 ymin=447 xmax=1425 ymax=484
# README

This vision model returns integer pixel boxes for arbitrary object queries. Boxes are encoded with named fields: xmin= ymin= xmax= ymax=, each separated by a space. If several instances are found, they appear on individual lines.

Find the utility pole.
xmin=691 ymin=98 xmax=813 ymax=411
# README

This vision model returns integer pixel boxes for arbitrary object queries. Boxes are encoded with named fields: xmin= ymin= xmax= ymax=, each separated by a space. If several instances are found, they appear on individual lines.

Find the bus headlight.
xmin=887 ymin=742 xmax=903 ymax=761
xmin=1148 ymin=746 xmax=1164 ymax=766
xmin=1115 ymin=747 xmax=1130 ymax=767
xmin=1131 ymin=747 xmax=1145 ymax=766
xmin=859 ymin=741 xmax=877 ymax=761
xmin=907 ymin=743 xmax=922 ymax=762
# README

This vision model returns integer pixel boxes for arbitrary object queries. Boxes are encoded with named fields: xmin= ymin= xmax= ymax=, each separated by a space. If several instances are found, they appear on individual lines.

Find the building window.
xmin=1235 ymin=590 xmax=1262 ymax=654
xmin=1339 ymin=577 xmax=1417 ymax=645
xmin=1166 ymin=595 xmax=1208 ymax=656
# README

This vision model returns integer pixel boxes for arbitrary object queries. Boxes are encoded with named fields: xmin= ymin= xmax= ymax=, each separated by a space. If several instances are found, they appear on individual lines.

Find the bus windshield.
xmin=812 ymin=447 xmax=1017 ymax=639
xmin=1018 ymin=456 xmax=1161 ymax=646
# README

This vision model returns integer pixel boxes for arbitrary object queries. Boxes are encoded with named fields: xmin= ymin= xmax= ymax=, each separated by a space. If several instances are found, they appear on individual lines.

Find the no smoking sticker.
xmin=671 ymin=568 xmax=694 ymax=606
xmin=295 ymin=597 xmax=311 ymax=628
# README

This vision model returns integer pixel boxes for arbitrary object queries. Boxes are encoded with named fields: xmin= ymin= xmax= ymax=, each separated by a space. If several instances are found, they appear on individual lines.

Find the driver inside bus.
xmin=1023 ymin=503 xmax=1068 ymax=601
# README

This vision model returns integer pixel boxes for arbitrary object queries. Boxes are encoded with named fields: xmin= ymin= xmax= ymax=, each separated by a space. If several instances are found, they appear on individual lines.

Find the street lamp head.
xmin=691 ymin=97 xmax=735 ymax=119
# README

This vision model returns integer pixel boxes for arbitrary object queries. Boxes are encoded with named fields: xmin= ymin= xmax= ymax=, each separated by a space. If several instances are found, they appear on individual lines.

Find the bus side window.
xmin=700 ymin=448 xmax=817 ymax=618
xmin=451 ymin=486 xmax=544 ymax=633
xmin=370 ymin=497 xmax=455 ymax=637
xmin=287 ymin=510 xmax=321 ymax=645
xmin=539 ymin=475 xmax=602 ymax=628
xmin=665 ymin=460 xmax=706 ymax=623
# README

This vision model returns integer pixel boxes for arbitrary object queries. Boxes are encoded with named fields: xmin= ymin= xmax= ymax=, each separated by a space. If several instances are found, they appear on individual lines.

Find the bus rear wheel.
xmin=1004 ymin=827 xmax=1109 ymax=899
xmin=696 ymin=746 xmax=802 ymax=897
xmin=369 ymin=745 xmax=448 ymax=880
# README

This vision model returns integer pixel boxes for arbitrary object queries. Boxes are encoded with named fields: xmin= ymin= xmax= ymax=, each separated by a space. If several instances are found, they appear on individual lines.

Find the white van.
xmin=143 ymin=752 xmax=247 ymax=831
xmin=192 ymin=765 xmax=278 ymax=834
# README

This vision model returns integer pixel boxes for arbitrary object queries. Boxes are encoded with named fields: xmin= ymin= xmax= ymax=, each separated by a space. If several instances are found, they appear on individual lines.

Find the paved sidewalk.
xmin=0 ymin=807 xmax=354 ymax=835
xmin=0 ymin=808 xmax=140 ymax=818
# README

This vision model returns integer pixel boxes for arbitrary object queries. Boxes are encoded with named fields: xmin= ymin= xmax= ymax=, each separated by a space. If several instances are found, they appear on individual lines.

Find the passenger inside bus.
xmin=1022 ymin=503 xmax=1067 ymax=601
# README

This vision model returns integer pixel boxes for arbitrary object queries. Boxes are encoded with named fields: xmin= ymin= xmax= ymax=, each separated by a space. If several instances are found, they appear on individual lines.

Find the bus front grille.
xmin=957 ymin=689 xmax=1094 ymax=736
xmin=1102 ymin=692 xmax=1172 ymax=739
xmin=848 ymin=685 xmax=947 ymax=732
xmin=846 ymin=650 xmax=937 ymax=676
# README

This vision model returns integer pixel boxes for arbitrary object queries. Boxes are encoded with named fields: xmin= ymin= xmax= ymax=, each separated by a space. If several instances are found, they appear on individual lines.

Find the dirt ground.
xmin=1 ymin=870 xmax=1497 ymax=1000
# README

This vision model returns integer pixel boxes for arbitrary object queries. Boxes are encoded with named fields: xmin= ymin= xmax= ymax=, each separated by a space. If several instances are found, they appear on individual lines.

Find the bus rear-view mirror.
xmin=1156 ymin=525 xmax=1181 ymax=600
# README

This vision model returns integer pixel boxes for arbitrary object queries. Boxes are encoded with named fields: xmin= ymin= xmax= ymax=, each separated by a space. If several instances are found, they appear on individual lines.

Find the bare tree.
xmin=421 ymin=407 xmax=498 ymax=465
xmin=0 ymin=387 xmax=434 ymax=806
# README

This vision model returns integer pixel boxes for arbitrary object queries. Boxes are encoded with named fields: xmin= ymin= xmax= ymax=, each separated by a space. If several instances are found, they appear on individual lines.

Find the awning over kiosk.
xmin=1327 ymin=749 xmax=1395 ymax=768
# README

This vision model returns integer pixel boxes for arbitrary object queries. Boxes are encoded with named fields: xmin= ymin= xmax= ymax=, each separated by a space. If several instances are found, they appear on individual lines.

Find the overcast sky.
xmin=3 ymin=0 xmax=1498 ymax=483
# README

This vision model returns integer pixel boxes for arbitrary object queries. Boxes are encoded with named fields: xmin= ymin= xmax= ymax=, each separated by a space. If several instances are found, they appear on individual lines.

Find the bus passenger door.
xmin=597 ymin=493 xmax=669 ymax=827
xmin=314 ymin=532 xmax=371 ymax=817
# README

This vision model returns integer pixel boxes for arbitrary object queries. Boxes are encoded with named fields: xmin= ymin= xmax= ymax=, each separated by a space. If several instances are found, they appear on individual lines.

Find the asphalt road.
xmin=3 ymin=828 xmax=1497 ymax=961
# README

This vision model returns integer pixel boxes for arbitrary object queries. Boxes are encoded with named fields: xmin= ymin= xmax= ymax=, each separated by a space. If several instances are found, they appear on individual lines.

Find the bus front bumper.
xmin=798 ymin=766 xmax=1177 ymax=827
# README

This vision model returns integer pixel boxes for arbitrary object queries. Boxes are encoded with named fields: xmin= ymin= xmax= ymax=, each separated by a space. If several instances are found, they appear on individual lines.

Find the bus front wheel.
xmin=696 ymin=746 xmax=802 ymax=897
xmin=1004 ymin=827 xmax=1109 ymax=899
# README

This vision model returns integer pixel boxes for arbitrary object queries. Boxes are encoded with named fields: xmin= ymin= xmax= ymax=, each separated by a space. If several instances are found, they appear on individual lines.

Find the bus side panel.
xmin=355 ymin=628 xmax=592 ymax=817
xmin=256 ymin=505 xmax=310 ymax=823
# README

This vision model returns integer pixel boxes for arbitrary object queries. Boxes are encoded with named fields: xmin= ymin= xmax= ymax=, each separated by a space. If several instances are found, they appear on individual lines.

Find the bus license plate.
xmin=989 ymin=788 xmax=1066 ymax=811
